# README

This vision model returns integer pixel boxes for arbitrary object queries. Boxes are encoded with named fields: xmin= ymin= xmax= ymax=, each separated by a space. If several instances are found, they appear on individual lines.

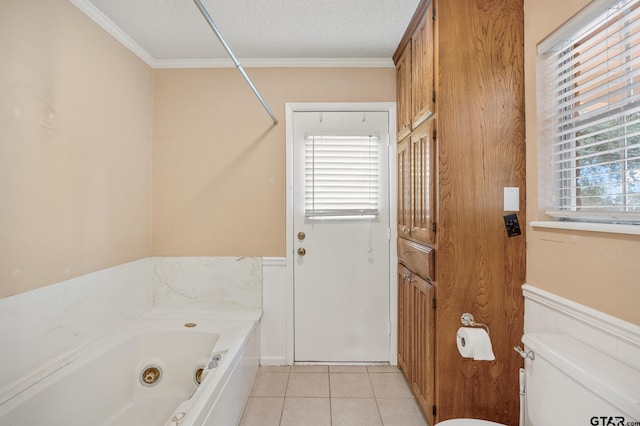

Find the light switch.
xmin=504 ymin=187 xmax=520 ymax=212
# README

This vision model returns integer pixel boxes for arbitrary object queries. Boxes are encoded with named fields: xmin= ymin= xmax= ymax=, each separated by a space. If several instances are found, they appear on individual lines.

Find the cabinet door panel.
xmin=410 ymin=120 xmax=436 ymax=246
xmin=397 ymin=138 xmax=412 ymax=238
xmin=397 ymin=263 xmax=412 ymax=380
xmin=411 ymin=1 xmax=435 ymax=128
xmin=411 ymin=274 xmax=435 ymax=426
xmin=396 ymin=44 xmax=412 ymax=141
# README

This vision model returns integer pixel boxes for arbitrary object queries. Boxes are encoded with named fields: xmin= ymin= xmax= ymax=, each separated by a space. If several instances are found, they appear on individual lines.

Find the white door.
xmin=293 ymin=110 xmax=391 ymax=362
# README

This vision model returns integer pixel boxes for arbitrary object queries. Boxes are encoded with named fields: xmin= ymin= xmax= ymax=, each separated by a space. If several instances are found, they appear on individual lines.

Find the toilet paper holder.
xmin=460 ymin=313 xmax=490 ymax=335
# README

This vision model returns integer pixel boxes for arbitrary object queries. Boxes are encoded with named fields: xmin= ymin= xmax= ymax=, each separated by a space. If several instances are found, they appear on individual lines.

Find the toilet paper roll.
xmin=456 ymin=327 xmax=495 ymax=361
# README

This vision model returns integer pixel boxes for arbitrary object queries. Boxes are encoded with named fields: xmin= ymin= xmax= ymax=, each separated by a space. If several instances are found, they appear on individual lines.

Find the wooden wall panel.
xmin=435 ymin=0 xmax=525 ymax=424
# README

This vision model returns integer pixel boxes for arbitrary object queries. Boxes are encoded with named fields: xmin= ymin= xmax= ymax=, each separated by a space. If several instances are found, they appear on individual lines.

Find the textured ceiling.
xmin=74 ymin=0 xmax=421 ymax=67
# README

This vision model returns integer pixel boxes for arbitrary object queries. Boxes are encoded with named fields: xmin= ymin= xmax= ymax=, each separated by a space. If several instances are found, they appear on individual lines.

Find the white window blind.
xmin=538 ymin=0 xmax=640 ymax=223
xmin=305 ymin=135 xmax=380 ymax=219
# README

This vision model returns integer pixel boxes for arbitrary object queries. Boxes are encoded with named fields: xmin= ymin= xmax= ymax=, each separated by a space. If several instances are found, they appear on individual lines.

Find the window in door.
xmin=305 ymin=134 xmax=380 ymax=220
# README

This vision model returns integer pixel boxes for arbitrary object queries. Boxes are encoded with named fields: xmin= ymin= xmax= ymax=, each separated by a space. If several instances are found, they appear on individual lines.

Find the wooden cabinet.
xmin=398 ymin=239 xmax=435 ymax=421
xmin=397 ymin=138 xmax=412 ymax=238
xmin=410 ymin=273 xmax=435 ymax=426
xmin=410 ymin=120 xmax=436 ymax=246
xmin=398 ymin=238 xmax=434 ymax=282
xmin=396 ymin=44 xmax=413 ymax=141
xmin=395 ymin=3 xmax=437 ymax=420
xmin=395 ymin=0 xmax=434 ymax=140
xmin=397 ymin=262 xmax=436 ymax=426
xmin=397 ymin=263 xmax=412 ymax=380
xmin=394 ymin=0 xmax=526 ymax=424
xmin=411 ymin=2 xmax=435 ymax=127
xmin=397 ymin=120 xmax=437 ymax=247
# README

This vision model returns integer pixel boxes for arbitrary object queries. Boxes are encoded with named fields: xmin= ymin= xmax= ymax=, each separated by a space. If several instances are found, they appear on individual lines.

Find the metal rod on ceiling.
xmin=192 ymin=0 xmax=279 ymax=125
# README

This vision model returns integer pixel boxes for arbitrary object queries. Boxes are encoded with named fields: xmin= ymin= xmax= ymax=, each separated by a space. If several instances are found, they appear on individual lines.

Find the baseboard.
xmin=259 ymin=356 xmax=288 ymax=366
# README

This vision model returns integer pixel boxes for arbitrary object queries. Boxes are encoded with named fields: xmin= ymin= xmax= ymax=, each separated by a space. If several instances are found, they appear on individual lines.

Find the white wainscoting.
xmin=523 ymin=284 xmax=640 ymax=372
xmin=261 ymin=257 xmax=287 ymax=365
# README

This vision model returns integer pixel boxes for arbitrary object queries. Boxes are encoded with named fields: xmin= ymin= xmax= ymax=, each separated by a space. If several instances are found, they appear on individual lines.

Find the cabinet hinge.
xmin=432 ymin=90 xmax=436 ymax=103
xmin=387 ymin=227 xmax=391 ymax=240
xmin=431 ymin=221 xmax=437 ymax=233
xmin=432 ymin=298 xmax=436 ymax=310
xmin=432 ymin=129 xmax=437 ymax=140
xmin=432 ymin=405 xmax=437 ymax=417
xmin=432 ymin=7 xmax=436 ymax=21
xmin=388 ymin=321 xmax=392 ymax=336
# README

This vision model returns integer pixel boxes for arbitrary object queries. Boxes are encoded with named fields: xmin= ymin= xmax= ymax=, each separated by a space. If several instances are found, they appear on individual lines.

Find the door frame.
xmin=285 ymin=102 xmax=398 ymax=365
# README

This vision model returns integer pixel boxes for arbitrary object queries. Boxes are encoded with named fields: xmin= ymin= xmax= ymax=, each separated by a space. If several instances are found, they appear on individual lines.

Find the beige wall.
xmin=0 ymin=0 xmax=153 ymax=298
xmin=14 ymin=0 xmax=633 ymax=328
xmin=525 ymin=0 xmax=640 ymax=325
xmin=152 ymin=67 xmax=395 ymax=256
xmin=0 ymin=1 xmax=393 ymax=297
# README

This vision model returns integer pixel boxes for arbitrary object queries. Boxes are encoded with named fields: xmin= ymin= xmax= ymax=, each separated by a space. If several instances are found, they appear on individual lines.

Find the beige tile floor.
xmin=240 ymin=365 xmax=428 ymax=426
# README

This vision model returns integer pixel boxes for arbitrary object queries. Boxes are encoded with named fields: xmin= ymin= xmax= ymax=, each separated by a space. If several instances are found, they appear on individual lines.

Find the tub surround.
xmin=153 ymin=257 xmax=262 ymax=310
xmin=0 ymin=258 xmax=152 ymax=401
xmin=0 ymin=256 xmax=266 ymax=408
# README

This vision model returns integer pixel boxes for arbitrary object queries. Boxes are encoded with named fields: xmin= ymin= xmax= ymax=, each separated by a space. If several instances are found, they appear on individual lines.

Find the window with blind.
xmin=305 ymin=135 xmax=380 ymax=219
xmin=538 ymin=0 xmax=640 ymax=223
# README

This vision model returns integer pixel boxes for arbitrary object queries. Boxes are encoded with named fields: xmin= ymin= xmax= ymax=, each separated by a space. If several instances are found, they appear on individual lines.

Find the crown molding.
xmin=70 ymin=0 xmax=395 ymax=69
xmin=70 ymin=0 xmax=156 ymax=67
xmin=152 ymin=58 xmax=394 ymax=69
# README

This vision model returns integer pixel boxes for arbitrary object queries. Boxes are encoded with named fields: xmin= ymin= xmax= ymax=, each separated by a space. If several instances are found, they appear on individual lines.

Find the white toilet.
xmin=435 ymin=333 xmax=640 ymax=426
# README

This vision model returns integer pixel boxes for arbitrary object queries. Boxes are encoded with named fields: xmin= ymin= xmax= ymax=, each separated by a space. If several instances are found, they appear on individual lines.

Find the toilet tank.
xmin=522 ymin=333 xmax=640 ymax=426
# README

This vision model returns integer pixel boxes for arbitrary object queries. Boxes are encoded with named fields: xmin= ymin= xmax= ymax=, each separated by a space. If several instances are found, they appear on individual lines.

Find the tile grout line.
xmin=250 ymin=366 xmax=421 ymax=426
xmin=277 ymin=371 xmax=290 ymax=426
xmin=328 ymin=370 xmax=333 ymax=425
xmin=368 ymin=371 xmax=386 ymax=425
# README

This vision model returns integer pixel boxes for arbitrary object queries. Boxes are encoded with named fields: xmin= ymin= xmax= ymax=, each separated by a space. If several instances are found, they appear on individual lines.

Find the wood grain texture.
xmin=411 ymin=120 xmax=437 ymax=247
xmin=397 ymin=138 xmax=412 ymax=237
xmin=398 ymin=263 xmax=413 ymax=381
xmin=398 ymin=238 xmax=435 ymax=282
xmin=411 ymin=274 xmax=436 ymax=425
xmin=435 ymin=0 xmax=525 ymax=424
xmin=393 ymin=0 xmax=433 ymax=64
xmin=411 ymin=4 xmax=436 ymax=128
xmin=396 ymin=45 xmax=413 ymax=141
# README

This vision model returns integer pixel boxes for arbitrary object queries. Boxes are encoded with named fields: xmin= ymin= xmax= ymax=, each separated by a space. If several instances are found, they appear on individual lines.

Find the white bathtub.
xmin=0 ymin=311 xmax=260 ymax=426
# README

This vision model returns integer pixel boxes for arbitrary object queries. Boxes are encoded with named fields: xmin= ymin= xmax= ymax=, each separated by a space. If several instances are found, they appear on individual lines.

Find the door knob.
xmin=297 ymin=247 xmax=306 ymax=256
xmin=297 ymin=232 xmax=306 ymax=240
